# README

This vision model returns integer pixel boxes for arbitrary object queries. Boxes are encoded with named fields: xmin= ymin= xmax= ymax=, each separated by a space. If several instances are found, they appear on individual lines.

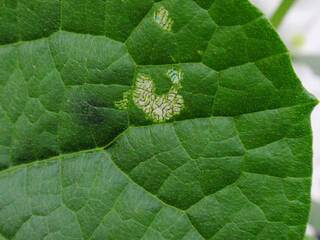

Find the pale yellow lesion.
xmin=132 ymin=69 xmax=184 ymax=123
xmin=154 ymin=6 xmax=173 ymax=32
xmin=114 ymin=68 xmax=185 ymax=123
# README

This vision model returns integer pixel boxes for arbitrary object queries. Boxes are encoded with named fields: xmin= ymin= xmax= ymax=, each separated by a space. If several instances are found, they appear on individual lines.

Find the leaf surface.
xmin=0 ymin=0 xmax=316 ymax=239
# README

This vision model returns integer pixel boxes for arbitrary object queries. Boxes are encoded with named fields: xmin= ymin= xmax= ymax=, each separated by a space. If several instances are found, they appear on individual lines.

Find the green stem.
xmin=271 ymin=0 xmax=297 ymax=28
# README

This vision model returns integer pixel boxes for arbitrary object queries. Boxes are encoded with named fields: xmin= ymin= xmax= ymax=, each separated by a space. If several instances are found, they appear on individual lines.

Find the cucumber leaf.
xmin=0 ymin=0 xmax=316 ymax=239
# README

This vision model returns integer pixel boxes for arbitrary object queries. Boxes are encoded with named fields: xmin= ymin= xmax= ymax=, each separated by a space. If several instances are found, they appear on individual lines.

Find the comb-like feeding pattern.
xmin=114 ymin=91 xmax=131 ymax=110
xmin=167 ymin=68 xmax=184 ymax=84
xmin=154 ymin=7 xmax=173 ymax=32
xmin=133 ymin=69 xmax=184 ymax=122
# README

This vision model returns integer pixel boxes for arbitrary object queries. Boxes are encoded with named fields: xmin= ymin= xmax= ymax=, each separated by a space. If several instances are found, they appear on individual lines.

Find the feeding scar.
xmin=154 ymin=7 xmax=173 ymax=32
xmin=115 ymin=68 xmax=185 ymax=123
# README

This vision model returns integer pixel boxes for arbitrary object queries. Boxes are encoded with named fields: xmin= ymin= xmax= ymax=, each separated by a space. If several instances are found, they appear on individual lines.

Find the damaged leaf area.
xmin=0 ymin=0 xmax=317 ymax=239
xmin=131 ymin=68 xmax=184 ymax=123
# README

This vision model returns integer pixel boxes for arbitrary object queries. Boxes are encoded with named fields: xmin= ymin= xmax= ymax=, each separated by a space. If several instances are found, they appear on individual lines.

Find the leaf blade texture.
xmin=0 ymin=0 xmax=316 ymax=239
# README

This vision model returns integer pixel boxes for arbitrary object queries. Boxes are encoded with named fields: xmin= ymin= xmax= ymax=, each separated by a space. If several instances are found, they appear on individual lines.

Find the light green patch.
xmin=114 ymin=90 xmax=131 ymax=110
xmin=133 ymin=68 xmax=184 ymax=123
xmin=291 ymin=34 xmax=305 ymax=49
xmin=167 ymin=68 xmax=184 ymax=84
xmin=154 ymin=6 xmax=173 ymax=32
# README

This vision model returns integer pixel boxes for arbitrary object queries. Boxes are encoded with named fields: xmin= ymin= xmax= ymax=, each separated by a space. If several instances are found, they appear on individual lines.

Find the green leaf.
xmin=0 ymin=0 xmax=316 ymax=239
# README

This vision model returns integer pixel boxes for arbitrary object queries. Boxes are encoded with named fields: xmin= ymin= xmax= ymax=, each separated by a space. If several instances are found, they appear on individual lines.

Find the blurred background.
xmin=251 ymin=1 xmax=320 ymax=239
